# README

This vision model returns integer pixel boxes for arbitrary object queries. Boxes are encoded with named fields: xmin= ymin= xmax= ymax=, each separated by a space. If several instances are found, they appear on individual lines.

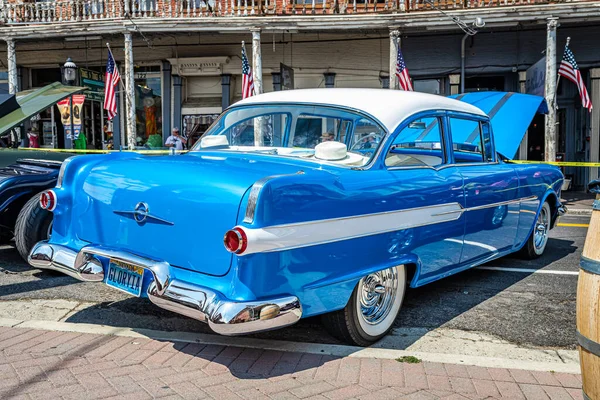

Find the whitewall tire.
xmin=322 ymin=265 xmax=406 ymax=346
xmin=519 ymin=201 xmax=551 ymax=260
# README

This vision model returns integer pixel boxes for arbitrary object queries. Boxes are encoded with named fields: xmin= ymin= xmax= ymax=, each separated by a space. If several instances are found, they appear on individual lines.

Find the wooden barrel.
xmin=577 ymin=181 xmax=600 ymax=400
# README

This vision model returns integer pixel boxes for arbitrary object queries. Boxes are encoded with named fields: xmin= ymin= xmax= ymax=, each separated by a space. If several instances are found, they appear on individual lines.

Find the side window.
xmin=449 ymin=117 xmax=484 ymax=164
xmin=289 ymin=115 xmax=353 ymax=149
xmin=349 ymin=118 xmax=386 ymax=154
xmin=222 ymin=113 xmax=287 ymax=147
xmin=385 ymin=117 xmax=444 ymax=167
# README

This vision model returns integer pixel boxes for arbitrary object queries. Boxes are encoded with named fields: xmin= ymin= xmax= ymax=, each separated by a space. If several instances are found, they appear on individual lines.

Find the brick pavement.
xmin=0 ymin=326 xmax=583 ymax=400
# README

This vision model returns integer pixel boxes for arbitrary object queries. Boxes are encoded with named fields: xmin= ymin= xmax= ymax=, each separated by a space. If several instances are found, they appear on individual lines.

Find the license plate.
xmin=105 ymin=260 xmax=144 ymax=297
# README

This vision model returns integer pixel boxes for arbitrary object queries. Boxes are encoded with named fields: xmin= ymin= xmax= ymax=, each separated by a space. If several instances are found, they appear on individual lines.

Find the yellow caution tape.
xmin=510 ymin=160 xmax=600 ymax=167
xmin=14 ymin=148 xmax=600 ymax=166
xmin=16 ymin=147 xmax=189 ymax=155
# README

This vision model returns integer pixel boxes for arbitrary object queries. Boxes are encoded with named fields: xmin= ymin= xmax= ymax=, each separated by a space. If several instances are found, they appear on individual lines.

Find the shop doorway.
xmin=82 ymin=101 xmax=104 ymax=149
xmin=526 ymin=114 xmax=545 ymax=161
xmin=183 ymin=114 xmax=219 ymax=148
xmin=465 ymin=76 xmax=505 ymax=92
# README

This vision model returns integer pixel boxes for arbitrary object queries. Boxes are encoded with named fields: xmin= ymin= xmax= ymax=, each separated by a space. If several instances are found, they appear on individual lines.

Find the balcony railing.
xmin=0 ymin=0 xmax=578 ymax=23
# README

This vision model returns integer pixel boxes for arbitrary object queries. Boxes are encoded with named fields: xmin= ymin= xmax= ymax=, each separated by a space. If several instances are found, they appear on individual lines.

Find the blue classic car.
xmin=29 ymin=89 xmax=565 ymax=346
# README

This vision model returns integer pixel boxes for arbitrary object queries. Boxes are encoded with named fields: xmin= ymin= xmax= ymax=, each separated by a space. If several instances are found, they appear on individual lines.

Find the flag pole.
xmin=553 ymin=36 xmax=570 ymax=110
xmin=106 ymin=43 xmax=127 ymax=93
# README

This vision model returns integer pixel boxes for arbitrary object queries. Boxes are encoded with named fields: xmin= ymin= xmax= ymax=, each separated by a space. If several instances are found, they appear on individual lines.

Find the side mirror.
xmin=589 ymin=179 xmax=600 ymax=194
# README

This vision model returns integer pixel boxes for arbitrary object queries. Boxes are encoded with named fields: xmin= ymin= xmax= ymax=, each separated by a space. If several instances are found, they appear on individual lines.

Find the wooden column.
xmin=590 ymin=68 xmax=600 ymax=182
xmin=389 ymin=29 xmax=400 ymax=90
xmin=124 ymin=31 xmax=136 ymax=150
xmin=6 ymin=39 xmax=18 ymax=94
xmin=544 ymin=17 xmax=558 ymax=163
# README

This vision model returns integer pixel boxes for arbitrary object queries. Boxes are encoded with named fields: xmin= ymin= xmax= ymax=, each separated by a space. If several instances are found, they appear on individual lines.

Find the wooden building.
xmin=1 ymin=0 xmax=600 ymax=188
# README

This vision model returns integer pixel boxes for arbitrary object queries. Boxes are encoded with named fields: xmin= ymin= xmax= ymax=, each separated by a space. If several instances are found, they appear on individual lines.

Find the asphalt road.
xmin=0 ymin=213 xmax=589 ymax=350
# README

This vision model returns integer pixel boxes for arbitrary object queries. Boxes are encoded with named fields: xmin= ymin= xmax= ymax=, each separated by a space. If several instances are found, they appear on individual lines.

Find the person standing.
xmin=165 ymin=127 xmax=187 ymax=150
xmin=27 ymin=129 xmax=40 ymax=148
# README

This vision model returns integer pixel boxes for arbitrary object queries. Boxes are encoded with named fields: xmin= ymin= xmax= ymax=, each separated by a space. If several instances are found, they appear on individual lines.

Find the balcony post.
xmin=6 ymin=39 xmax=18 ymax=94
xmin=389 ymin=29 xmax=400 ymax=90
xmin=544 ymin=17 xmax=558 ymax=163
xmin=251 ymin=28 xmax=264 ymax=146
xmin=251 ymin=28 xmax=263 ymax=95
xmin=124 ymin=31 xmax=137 ymax=150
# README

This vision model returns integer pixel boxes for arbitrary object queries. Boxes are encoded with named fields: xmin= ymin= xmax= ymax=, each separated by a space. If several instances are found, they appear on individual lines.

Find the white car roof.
xmin=234 ymin=88 xmax=487 ymax=132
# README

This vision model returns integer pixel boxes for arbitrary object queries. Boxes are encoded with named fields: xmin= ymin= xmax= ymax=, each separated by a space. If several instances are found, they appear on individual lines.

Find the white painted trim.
xmin=0 ymin=318 xmax=580 ymax=374
xmin=182 ymin=106 xmax=222 ymax=115
xmin=239 ymin=202 xmax=463 ymax=255
xmin=476 ymin=266 xmax=579 ymax=276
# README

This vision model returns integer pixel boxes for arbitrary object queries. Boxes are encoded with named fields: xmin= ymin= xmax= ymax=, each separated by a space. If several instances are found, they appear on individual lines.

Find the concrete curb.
xmin=0 ymin=317 xmax=581 ymax=374
xmin=566 ymin=208 xmax=592 ymax=216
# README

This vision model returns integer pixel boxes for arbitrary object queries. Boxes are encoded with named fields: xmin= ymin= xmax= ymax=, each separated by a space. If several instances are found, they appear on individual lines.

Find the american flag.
xmin=395 ymin=47 xmax=413 ymax=91
xmin=558 ymin=44 xmax=592 ymax=111
xmin=241 ymin=43 xmax=254 ymax=99
xmin=103 ymin=49 xmax=121 ymax=120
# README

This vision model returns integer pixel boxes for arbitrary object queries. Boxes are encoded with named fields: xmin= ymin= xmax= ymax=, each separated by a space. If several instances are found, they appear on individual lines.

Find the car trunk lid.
xmin=75 ymin=152 xmax=307 ymax=276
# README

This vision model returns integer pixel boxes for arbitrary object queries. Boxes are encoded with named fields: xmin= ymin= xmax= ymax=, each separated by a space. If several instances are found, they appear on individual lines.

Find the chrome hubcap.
xmin=534 ymin=206 xmax=549 ymax=251
xmin=358 ymin=267 xmax=398 ymax=325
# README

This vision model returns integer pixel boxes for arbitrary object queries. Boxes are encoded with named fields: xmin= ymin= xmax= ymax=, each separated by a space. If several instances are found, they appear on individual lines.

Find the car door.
xmin=447 ymin=115 xmax=520 ymax=264
xmin=381 ymin=114 xmax=465 ymax=283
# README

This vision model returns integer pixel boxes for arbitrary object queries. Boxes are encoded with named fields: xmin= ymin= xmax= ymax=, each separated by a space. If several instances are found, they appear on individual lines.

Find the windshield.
xmin=191 ymin=104 xmax=387 ymax=167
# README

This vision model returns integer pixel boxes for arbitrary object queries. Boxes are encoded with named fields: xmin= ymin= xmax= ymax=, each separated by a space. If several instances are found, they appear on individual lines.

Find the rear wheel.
xmin=519 ymin=201 xmax=551 ymax=260
xmin=15 ymin=192 xmax=53 ymax=262
xmin=322 ymin=265 xmax=406 ymax=346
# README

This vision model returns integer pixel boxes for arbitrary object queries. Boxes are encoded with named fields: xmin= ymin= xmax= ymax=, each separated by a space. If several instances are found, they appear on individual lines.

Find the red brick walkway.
xmin=0 ymin=326 xmax=583 ymax=400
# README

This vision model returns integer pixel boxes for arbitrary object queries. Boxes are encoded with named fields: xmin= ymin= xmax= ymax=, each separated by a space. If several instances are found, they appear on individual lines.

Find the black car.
xmin=0 ymin=150 xmax=74 ymax=260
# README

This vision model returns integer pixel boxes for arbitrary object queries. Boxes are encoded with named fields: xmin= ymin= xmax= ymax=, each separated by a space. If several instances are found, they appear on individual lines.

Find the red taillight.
xmin=223 ymin=227 xmax=248 ymax=254
xmin=39 ymin=190 xmax=57 ymax=212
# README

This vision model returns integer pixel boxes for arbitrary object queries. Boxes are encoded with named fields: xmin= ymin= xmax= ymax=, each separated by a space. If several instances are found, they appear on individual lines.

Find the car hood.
xmin=451 ymin=92 xmax=548 ymax=159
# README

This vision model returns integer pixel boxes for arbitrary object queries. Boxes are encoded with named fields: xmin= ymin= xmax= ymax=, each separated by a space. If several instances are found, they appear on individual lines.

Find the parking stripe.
xmin=556 ymin=223 xmax=589 ymax=227
xmin=476 ymin=266 xmax=579 ymax=276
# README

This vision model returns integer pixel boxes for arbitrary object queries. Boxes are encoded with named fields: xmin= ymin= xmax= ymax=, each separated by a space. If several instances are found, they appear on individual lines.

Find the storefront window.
xmin=414 ymin=79 xmax=443 ymax=95
xmin=134 ymin=67 xmax=162 ymax=148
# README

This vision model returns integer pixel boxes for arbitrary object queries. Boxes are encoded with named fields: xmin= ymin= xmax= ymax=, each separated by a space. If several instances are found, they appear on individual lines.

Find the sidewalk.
xmin=0 ymin=326 xmax=583 ymax=400
xmin=561 ymin=191 xmax=595 ymax=215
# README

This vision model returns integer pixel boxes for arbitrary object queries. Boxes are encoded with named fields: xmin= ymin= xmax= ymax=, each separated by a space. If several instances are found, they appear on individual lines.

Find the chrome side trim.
xmin=463 ymin=195 xmax=538 ymax=213
xmin=238 ymin=202 xmax=464 ymax=256
xmin=243 ymin=171 xmax=304 ymax=224
xmin=27 ymin=242 xmax=302 ymax=336
xmin=237 ymin=195 xmax=539 ymax=256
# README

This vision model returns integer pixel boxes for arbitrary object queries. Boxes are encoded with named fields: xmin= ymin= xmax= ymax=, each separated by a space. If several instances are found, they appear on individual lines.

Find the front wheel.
xmin=322 ymin=265 xmax=406 ymax=346
xmin=519 ymin=201 xmax=551 ymax=260
xmin=15 ymin=192 xmax=53 ymax=262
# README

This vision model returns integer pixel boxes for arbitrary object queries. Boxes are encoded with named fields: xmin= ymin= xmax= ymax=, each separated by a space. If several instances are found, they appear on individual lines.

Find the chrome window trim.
xmin=243 ymin=171 xmax=305 ymax=224
xmin=437 ymin=161 xmax=501 ymax=169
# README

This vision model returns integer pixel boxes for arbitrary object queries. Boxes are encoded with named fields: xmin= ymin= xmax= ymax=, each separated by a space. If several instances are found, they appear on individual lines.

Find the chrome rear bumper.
xmin=28 ymin=241 xmax=302 ymax=335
